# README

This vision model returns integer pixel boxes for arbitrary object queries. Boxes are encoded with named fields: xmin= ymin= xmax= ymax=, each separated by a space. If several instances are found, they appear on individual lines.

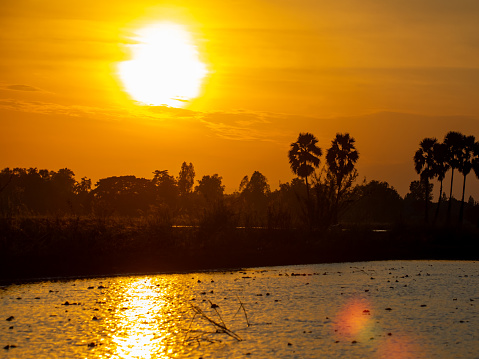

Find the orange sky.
xmin=1 ymin=0 xmax=479 ymax=198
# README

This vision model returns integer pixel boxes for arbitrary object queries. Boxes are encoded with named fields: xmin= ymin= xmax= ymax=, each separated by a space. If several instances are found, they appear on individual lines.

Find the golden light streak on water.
xmin=102 ymin=278 xmax=182 ymax=358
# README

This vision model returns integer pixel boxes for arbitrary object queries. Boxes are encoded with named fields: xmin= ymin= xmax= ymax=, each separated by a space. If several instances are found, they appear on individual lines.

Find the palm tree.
xmin=326 ymin=133 xmax=359 ymax=224
xmin=432 ymin=142 xmax=449 ymax=223
xmin=414 ymin=138 xmax=437 ymax=223
xmin=457 ymin=135 xmax=476 ymax=224
xmin=288 ymin=132 xmax=322 ymax=201
xmin=444 ymin=131 xmax=464 ymax=222
xmin=473 ymin=141 xmax=479 ymax=180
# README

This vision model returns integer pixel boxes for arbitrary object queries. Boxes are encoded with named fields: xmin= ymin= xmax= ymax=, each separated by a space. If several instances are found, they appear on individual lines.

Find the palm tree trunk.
xmin=333 ymin=180 xmax=341 ymax=225
xmin=305 ymin=176 xmax=313 ymax=229
xmin=433 ymin=179 xmax=443 ymax=224
xmin=424 ymin=177 xmax=429 ymax=223
xmin=459 ymin=174 xmax=467 ymax=225
xmin=447 ymin=168 xmax=454 ymax=223
xmin=305 ymin=176 xmax=310 ymax=202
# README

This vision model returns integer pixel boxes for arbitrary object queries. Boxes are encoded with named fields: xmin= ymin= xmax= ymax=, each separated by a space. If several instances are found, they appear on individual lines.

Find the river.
xmin=1 ymin=260 xmax=478 ymax=358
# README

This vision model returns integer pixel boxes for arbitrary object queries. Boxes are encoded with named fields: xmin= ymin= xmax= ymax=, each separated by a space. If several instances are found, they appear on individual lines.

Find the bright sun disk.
xmin=118 ymin=22 xmax=208 ymax=108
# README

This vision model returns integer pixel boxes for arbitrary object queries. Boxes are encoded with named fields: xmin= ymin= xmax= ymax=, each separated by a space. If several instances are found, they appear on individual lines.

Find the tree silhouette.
xmin=431 ymin=142 xmax=449 ymax=223
xmin=239 ymin=171 xmax=271 ymax=226
xmin=444 ymin=131 xmax=463 ymax=222
xmin=326 ymin=133 xmax=359 ymax=224
xmin=473 ymin=141 xmax=479 ymax=185
xmin=177 ymin=162 xmax=195 ymax=196
xmin=414 ymin=138 xmax=437 ymax=223
xmin=457 ymin=135 xmax=476 ymax=224
xmin=93 ymin=175 xmax=154 ymax=216
xmin=153 ymin=170 xmax=179 ymax=207
xmin=195 ymin=174 xmax=225 ymax=204
xmin=288 ymin=132 xmax=322 ymax=201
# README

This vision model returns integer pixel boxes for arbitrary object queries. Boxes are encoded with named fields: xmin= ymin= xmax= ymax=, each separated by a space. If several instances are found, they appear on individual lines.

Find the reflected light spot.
xmin=377 ymin=333 xmax=424 ymax=359
xmin=118 ymin=22 xmax=208 ymax=108
xmin=333 ymin=297 xmax=373 ymax=339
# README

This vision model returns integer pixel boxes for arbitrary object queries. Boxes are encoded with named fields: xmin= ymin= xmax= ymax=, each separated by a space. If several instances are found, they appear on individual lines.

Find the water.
xmin=1 ymin=260 xmax=479 ymax=358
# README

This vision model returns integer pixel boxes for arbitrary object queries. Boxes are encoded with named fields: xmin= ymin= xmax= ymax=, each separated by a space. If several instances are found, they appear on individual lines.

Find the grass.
xmin=1 ymin=215 xmax=478 ymax=284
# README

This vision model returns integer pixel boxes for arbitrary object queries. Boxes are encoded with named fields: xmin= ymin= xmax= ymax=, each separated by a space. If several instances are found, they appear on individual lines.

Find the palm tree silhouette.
xmin=457 ymin=135 xmax=476 ymax=224
xmin=326 ymin=133 xmax=359 ymax=224
xmin=288 ymin=132 xmax=322 ymax=201
xmin=432 ymin=142 xmax=449 ymax=223
xmin=414 ymin=138 xmax=437 ymax=223
xmin=473 ymin=141 xmax=479 ymax=184
xmin=444 ymin=131 xmax=463 ymax=222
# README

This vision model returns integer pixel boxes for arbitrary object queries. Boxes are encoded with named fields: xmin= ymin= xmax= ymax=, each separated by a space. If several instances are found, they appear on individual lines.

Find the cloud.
xmin=200 ymin=110 xmax=294 ymax=142
xmin=146 ymin=105 xmax=200 ymax=119
xmin=6 ymin=84 xmax=41 ymax=92
xmin=0 ymin=96 xmax=293 ymax=141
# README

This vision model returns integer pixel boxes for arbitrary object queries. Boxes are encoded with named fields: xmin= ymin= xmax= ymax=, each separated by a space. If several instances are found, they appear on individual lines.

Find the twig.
xmin=190 ymin=304 xmax=242 ymax=341
xmin=183 ymin=311 xmax=198 ymax=344
xmin=208 ymin=300 xmax=227 ymax=328
xmin=235 ymin=294 xmax=250 ymax=327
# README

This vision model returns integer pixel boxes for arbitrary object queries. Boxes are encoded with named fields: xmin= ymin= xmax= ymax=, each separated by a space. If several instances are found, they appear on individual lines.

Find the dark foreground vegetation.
xmin=1 ymin=216 xmax=478 ymax=285
xmin=1 ymin=130 xmax=479 ymax=283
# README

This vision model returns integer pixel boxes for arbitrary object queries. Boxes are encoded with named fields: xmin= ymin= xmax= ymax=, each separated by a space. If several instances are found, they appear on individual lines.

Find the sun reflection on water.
xmin=102 ymin=278 xmax=185 ymax=359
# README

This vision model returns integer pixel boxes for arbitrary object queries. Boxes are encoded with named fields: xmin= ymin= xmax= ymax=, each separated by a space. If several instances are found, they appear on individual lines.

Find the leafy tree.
xmin=195 ymin=174 xmax=225 ymax=204
xmin=93 ymin=175 xmax=154 ymax=216
xmin=311 ymin=167 xmax=359 ymax=228
xmin=268 ymin=179 xmax=306 ymax=229
xmin=444 ymin=131 xmax=464 ymax=221
xmin=177 ymin=162 xmax=195 ymax=196
xmin=414 ymin=137 xmax=437 ymax=223
xmin=326 ymin=133 xmax=359 ymax=224
xmin=239 ymin=175 xmax=249 ymax=193
xmin=239 ymin=171 xmax=271 ymax=227
xmin=343 ymin=180 xmax=402 ymax=224
xmin=288 ymin=132 xmax=322 ymax=200
xmin=242 ymin=171 xmax=270 ymax=199
xmin=74 ymin=177 xmax=92 ymax=215
xmin=406 ymin=180 xmax=434 ymax=202
xmin=153 ymin=170 xmax=179 ymax=207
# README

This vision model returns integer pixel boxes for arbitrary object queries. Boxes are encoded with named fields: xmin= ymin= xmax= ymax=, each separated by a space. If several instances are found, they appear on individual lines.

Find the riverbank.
xmin=1 ymin=217 xmax=478 ymax=284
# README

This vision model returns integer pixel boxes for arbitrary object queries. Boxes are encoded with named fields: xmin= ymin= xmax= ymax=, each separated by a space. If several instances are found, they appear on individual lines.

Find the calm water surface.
xmin=1 ymin=260 xmax=479 ymax=358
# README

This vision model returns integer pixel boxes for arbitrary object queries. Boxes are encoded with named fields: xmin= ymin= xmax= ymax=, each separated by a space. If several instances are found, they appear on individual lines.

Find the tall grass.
xmin=1 ymin=215 xmax=478 ymax=283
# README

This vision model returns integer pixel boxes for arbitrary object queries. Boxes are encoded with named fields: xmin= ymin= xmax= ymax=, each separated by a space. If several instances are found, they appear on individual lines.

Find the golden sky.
xmin=1 ymin=0 xmax=479 ymax=198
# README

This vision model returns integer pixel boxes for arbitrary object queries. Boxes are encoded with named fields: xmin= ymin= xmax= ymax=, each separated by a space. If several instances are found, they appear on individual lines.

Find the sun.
xmin=118 ymin=22 xmax=208 ymax=108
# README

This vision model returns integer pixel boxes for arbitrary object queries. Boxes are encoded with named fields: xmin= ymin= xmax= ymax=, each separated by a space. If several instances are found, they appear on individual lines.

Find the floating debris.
xmin=6 ymin=316 xmax=14 ymax=321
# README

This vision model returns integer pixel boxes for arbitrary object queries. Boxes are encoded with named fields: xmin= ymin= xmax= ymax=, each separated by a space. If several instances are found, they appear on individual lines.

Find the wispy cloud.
xmin=0 ymin=97 xmax=296 ymax=141
xmin=5 ymin=84 xmax=42 ymax=92
xmin=200 ymin=111 xmax=294 ymax=142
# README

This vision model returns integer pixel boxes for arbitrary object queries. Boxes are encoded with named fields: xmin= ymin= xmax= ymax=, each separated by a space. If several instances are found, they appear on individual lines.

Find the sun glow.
xmin=118 ymin=22 xmax=208 ymax=108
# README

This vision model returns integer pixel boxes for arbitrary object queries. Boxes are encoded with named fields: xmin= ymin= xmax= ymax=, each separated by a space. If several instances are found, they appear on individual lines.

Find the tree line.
xmin=414 ymin=131 xmax=479 ymax=225
xmin=1 ymin=131 xmax=478 ymax=229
